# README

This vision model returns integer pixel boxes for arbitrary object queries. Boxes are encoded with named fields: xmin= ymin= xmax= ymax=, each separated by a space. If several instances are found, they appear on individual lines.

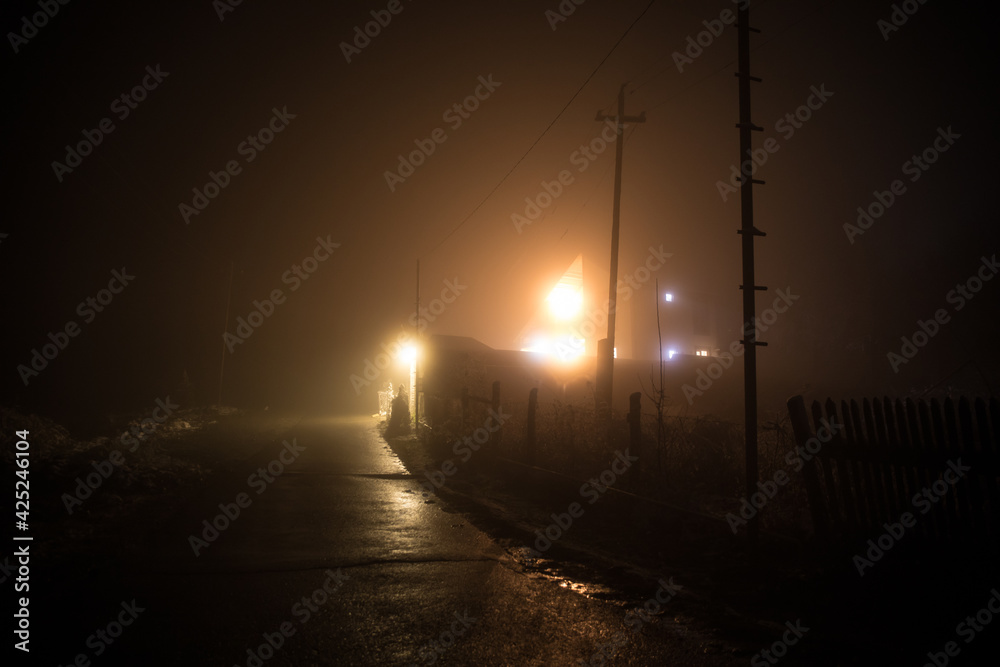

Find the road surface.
xmin=31 ymin=414 xmax=778 ymax=666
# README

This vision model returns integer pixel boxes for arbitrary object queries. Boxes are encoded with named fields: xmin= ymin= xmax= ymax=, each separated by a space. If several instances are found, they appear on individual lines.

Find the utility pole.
xmin=736 ymin=4 xmax=767 ymax=547
xmin=414 ymin=260 xmax=420 ymax=430
xmin=595 ymin=83 xmax=645 ymax=418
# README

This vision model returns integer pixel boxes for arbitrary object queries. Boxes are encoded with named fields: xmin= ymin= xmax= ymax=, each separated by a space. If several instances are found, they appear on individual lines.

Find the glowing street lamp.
xmin=396 ymin=344 xmax=418 ymax=419
xmin=400 ymin=344 xmax=417 ymax=364
xmin=547 ymin=284 xmax=583 ymax=320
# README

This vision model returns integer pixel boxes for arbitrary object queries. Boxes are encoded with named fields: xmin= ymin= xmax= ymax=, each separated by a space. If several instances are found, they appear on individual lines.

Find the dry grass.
xmin=417 ymin=396 xmax=814 ymax=538
xmin=0 ymin=404 xmax=218 ymax=561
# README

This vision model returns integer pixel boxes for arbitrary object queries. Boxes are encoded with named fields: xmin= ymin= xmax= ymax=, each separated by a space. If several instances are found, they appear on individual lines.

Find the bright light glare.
xmin=664 ymin=293 xmax=673 ymax=302
xmin=547 ymin=284 xmax=583 ymax=320
xmin=521 ymin=338 xmax=547 ymax=354
xmin=521 ymin=336 xmax=585 ymax=362
xmin=668 ymin=349 xmax=677 ymax=359
xmin=398 ymin=344 xmax=417 ymax=363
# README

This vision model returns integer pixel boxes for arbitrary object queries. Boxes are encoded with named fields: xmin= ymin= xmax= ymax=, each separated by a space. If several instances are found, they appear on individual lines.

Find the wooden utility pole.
xmin=736 ymin=4 xmax=767 ymax=546
xmin=414 ymin=260 xmax=420 ymax=428
xmin=595 ymin=84 xmax=645 ymax=416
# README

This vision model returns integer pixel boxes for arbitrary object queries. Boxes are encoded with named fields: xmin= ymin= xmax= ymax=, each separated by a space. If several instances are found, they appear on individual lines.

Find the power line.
xmin=426 ymin=0 xmax=658 ymax=256
xmin=635 ymin=0 xmax=841 ymax=110
xmin=627 ymin=0 xmax=782 ymax=94
xmin=497 ymin=123 xmax=641 ymax=284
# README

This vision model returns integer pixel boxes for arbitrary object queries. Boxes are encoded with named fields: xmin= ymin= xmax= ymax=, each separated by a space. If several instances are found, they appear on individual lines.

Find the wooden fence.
xmin=787 ymin=394 xmax=1000 ymax=549
xmin=430 ymin=382 xmax=644 ymax=472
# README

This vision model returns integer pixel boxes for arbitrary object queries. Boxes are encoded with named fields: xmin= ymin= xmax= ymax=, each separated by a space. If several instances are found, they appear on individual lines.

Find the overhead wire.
xmin=426 ymin=0 xmax=838 ymax=258
xmin=425 ymin=0 xmax=659 ymax=256
xmin=636 ymin=0 xmax=843 ymax=110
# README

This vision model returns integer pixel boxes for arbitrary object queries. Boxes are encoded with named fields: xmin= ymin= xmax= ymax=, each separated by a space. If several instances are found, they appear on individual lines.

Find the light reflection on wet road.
xmin=51 ymin=415 xmax=753 ymax=666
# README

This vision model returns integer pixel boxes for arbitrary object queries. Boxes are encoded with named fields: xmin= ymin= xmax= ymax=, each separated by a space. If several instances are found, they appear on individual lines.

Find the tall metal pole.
xmin=736 ymin=4 xmax=767 ymax=546
xmin=595 ymin=84 xmax=645 ymax=416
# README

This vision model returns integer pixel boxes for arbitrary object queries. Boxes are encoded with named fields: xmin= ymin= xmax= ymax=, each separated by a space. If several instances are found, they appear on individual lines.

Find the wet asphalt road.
xmin=31 ymin=414 xmax=760 ymax=666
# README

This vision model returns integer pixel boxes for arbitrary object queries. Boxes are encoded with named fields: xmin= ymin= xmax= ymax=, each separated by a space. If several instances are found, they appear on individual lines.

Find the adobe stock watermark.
xmin=224 ymin=236 xmax=340 ymax=353
xmin=0 ymin=554 xmax=15 ymax=584
xmin=385 ymin=75 xmax=502 ymax=192
xmin=350 ymin=328 xmax=414 ymax=395
xmin=178 ymin=106 xmax=296 ymax=224
xmin=12 ymin=546 xmax=29 ymax=653
xmin=886 ymin=253 xmax=996 ymax=373
xmin=544 ymin=0 xmax=588 ymax=31
xmin=418 ymin=408 xmax=511 ymax=493
xmin=922 ymin=588 xmax=1000 ymax=667
xmin=412 ymin=278 xmax=467 ymax=332
xmin=349 ymin=277 xmax=466 ymax=394
xmin=877 ymin=0 xmax=931 ymax=41
xmin=527 ymin=449 xmax=638 ymax=556
xmin=716 ymin=85 xmax=834 ymax=202
xmin=51 ymin=65 xmax=170 ymax=182
xmin=17 ymin=267 xmax=135 ymax=386
xmin=188 ymin=439 xmax=305 ymax=556
xmin=61 ymin=397 xmax=180 ymax=515
xmin=751 ymin=620 xmax=810 ymax=666
xmin=234 ymin=569 xmax=350 ymax=667
xmin=213 ymin=0 xmax=245 ymax=21
xmin=844 ymin=126 xmax=960 ymax=244
xmin=682 ymin=288 xmax=799 ymax=404
xmin=672 ymin=0 xmax=750 ymax=73
xmin=512 ymin=119 xmax=620 ymax=234
xmin=54 ymin=599 xmax=146 ymax=664
xmin=580 ymin=577 xmax=683 ymax=666
xmin=727 ymin=418 xmax=842 ymax=534
xmin=558 ymin=245 xmax=672 ymax=357
xmin=853 ymin=459 xmax=970 ymax=576
xmin=7 ymin=0 xmax=71 ymax=54
xmin=408 ymin=609 xmax=478 ymax=666
xmin=340 ymin=0 xmax=410 ymax=63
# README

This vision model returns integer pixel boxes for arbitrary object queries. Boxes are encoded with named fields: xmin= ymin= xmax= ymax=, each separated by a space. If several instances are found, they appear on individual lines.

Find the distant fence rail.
xmin=787 ymin=394 xmax=1000 ymax=549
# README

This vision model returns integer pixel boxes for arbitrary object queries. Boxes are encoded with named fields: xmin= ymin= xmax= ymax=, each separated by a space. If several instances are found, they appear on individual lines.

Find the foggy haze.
xmin=4 ymin=0 xmax=998 ymax=426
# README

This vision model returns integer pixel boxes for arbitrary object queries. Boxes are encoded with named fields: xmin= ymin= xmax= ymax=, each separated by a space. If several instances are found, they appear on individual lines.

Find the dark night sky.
xmin=3 ymin=0 xmax=998 ymax=424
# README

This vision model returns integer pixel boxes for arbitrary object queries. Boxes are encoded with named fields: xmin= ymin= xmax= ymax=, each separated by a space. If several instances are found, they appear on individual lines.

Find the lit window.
xmin=664 ymin=293 xmax=673 ymax=302
xmin=696 ymin=349 xmax=709 ymax=357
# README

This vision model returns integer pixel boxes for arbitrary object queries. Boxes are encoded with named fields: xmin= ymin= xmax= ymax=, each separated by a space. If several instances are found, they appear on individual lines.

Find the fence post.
xmin=526 ymin=387 xmax=538 ymax=466
xmin=787 ymin=395 xmax=829 ymax=543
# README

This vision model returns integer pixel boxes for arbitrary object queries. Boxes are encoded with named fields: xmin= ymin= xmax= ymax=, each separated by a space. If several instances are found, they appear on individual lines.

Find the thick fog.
xmin=4 ymin=0 xmax=998 ymax=429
